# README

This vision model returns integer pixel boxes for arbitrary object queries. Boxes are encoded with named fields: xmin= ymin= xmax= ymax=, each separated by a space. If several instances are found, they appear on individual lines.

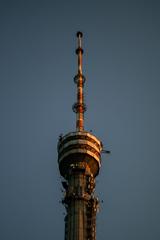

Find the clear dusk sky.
xmin=0 ymin=0 xmax=160 ymax=240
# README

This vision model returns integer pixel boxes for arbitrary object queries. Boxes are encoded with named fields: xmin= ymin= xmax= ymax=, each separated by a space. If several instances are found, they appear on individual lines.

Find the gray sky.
xmin=0 ymin=0 xmax=160 ymax=240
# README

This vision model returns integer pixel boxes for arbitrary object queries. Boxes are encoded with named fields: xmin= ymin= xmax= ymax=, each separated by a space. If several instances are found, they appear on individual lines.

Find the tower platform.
xmin=58 ymin=131 xmax=102 ymax=178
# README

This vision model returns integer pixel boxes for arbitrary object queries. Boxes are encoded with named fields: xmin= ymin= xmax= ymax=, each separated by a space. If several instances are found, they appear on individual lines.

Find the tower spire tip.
xmin=76 ymin=31 xmax=83 ymax=38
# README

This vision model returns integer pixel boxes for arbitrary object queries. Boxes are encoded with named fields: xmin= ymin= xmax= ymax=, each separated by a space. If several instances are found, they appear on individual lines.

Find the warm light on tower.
xmin=57 ymin=32 xmax=103 ymax=240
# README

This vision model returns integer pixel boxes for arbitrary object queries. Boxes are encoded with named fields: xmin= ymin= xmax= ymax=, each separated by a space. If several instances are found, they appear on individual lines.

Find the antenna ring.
xmin=74 ymin=74 xmax=86 ymax=84
xmin=72 ymin=102 xmax=87 ymax=113
xmin=76 ymin=47 xmax=84 ymax=54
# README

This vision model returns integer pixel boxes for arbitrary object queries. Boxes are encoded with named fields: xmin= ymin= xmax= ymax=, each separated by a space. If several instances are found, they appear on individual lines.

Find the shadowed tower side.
xmin=57 ymin=32 xmax=103 ymax=240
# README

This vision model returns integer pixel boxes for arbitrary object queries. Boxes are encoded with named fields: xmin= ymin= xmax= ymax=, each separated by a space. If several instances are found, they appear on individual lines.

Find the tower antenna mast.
xmin=73 ymin=31 xmax=86 ymax=131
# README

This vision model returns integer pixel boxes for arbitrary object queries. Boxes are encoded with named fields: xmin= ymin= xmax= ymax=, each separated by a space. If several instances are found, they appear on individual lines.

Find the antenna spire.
xmin=72 ymin=31 xmax=86 ymax=131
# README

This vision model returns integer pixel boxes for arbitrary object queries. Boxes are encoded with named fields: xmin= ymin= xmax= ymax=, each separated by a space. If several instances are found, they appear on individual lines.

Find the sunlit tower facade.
xmin=57 ymin=32 xmax=103 ymax=240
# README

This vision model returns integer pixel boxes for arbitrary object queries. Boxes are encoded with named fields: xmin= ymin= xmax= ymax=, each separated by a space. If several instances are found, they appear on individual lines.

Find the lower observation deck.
xmin=58 ymin=131 xmax=102 ymax=178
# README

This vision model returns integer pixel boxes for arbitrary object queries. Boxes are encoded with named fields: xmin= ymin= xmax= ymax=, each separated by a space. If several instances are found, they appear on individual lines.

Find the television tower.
xmin=57 ymin=32 xmax=103 ymax=240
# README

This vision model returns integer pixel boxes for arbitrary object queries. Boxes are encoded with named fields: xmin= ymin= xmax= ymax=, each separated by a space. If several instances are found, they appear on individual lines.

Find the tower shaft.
xmin=64 ymin=172 xmax=87 ymax=240
xmin=61 ymin=157 xmax=99 ymax=240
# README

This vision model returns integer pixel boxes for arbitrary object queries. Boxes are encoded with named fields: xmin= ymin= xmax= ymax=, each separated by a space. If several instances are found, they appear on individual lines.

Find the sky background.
xmin=0 ymin=0 xmax=160 ymax=239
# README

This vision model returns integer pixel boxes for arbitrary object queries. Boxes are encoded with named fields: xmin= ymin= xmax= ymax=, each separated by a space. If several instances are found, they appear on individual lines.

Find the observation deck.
xmin=58 ymin=131 xmax=102 ymax=178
